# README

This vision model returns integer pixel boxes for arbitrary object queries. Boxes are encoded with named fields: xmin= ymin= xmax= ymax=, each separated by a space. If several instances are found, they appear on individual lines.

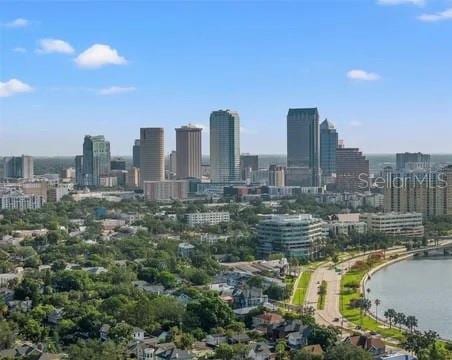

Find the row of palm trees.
xmin=383 ymin=308 xmax=418 ymax=333
xmin=354 ymin=295 xmax=418 ymax=334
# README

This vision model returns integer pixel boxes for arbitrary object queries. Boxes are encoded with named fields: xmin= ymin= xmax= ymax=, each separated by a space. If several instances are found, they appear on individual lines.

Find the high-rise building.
xmin=320 ymin=119 xmax=338 ymax=178
xmin=132 ymin=139 xmax=141 ymax=168
xmin=287 ymin=108 xmax=320 ymax=186
xmin=383 ymin=166 xmax=452 ymax=218
xmin=176 ymin=124 xmax=202 ymax=179
xmin=268 ymin=165 xmax=285 ymax=187
xmin=169 ymin=150 xmax=177 ymax=177
xmin=75 ymin=155 xmax=84 ymax=186
xmin=140 ymin=128 xmax=165 ymax=183
xmin=240 ymin=154 xmax=258 ymax=181
xmin=82 ymin=135 xmax=111 ymax=187
xmin=396 ymin=152 xmax=431 ymax=171
xmin=210 ymin=110 xmax=240 ymax=182
xmin=3 ymin=155 xmax=34 ymax=179
xmin=143 ymin=180 xmax=189 ymax=201
xmin=110 ymin=158 xmax=126 ymax=171
xmin=336 ymin=147 xmax=369 ymax=192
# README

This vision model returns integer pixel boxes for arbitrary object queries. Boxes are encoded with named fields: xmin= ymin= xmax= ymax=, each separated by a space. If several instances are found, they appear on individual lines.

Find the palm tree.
xmin=275 ymin=340 xmax=287 ymax=360
xmin=374 ymin=299 xmax=381 ymax=322
xmin=394 ymin=312 xmax=407 ymax=330
xmin=384 ymin=308 xmax=397 ymax=328
xmin=357 ymin=298 xmax=371 ymax=326
xmin=405 ymin=315 xmax=418 ymax=333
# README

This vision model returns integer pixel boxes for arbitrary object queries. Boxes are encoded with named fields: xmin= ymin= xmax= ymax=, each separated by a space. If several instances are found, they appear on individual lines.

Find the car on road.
xmin=333 ymin=317 xmax=340 ymax=322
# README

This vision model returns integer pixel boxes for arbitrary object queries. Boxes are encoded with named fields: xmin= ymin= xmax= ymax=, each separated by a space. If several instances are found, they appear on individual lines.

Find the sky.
xmin=1 ymin=0 xmax=452 ymax=156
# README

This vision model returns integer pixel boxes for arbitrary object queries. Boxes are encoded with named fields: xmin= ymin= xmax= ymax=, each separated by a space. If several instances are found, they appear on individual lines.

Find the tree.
xmin=68 ymin=340 xmax=124 ymax=360
xmin=384 ymin=308 xmax=397 ymax=329
xmin=185 ymin=294 xmax=234 ymax=331
xmin=325 ymin=343 xmax=372 ymax=360
xmin=308 ymin=325 xmax=339 ymax=351
xmin=0 ymin=321 xmax=15 ymax=350
xmin=403 ymin=330 xmax=439 ymax=358
xmin=394 ymin=312 xmax=407 ymax=330
xmin=374 ymin=299 xmax=381 ymax=322
xmin=275 ymin=340 xmax=287 ymax=360
xmin=215 ymin=343 xmax=234 ymax=360
xmin=294 ymin=349 xmax=323 ymax=360
xmin=405 ymin=315 xmax=418 ymax=333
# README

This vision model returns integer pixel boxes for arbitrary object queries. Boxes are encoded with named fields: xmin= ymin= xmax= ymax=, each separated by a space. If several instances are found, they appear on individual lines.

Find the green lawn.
xmin=292 ymin=270 xmax=312 ymax=305
xmin=340 ymin=267 xmax=405 ymax=341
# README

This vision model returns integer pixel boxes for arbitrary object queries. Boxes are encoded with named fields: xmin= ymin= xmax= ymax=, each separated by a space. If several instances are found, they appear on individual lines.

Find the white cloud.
xmin=98 ymin=86 xmax=136 ymax=95
xmin=0 ymin=79 xmax=33 ymax=97
xmin=349 ymin=121 xmax=363 ymax=127
xmin=3 ymin=18 xmax=29 ymax=28
xmin=13 ymin=47 xmax=27 ymax=53
xmin=37 ymin=38 xmax=74 ymax=54
xmin=418 ymin=8 xmax=452 ymax=22
xmin=346 ymin=69 xmax=380 ymax=81
xmin=377 ymin=0 xmax=424 ymax=5
xmin=74 ymin=44 xmax=127 ymax=69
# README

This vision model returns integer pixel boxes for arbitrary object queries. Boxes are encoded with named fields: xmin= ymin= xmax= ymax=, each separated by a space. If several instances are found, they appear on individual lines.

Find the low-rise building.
xmin=360 ymin=212 xmax=424 ymax=238
xmin=257 ymin=214 xmax=324 ymax=259
xmin=0 ymin=189 xmax=46 ymax=210
xmin=185 ymin=212 xmax=230 ymax=227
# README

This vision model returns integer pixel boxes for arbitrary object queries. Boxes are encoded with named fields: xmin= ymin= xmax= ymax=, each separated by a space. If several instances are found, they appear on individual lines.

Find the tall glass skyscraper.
xmin=132 ymin=139 xmax=141 ymax=168
xmin=286 ymin=108 xmax=320 ymax=186
xmin=82 ymin=135 xmax=111 ymax=187
xmin=140 ymin=128 xmax=165 ymax=182
xmin=320 ymin=118 xmax=338 ymax=178
xmin=210 ymin=110 xmax=240 ymax=182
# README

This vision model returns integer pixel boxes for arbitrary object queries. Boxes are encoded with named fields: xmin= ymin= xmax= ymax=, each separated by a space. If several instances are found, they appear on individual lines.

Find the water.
xmin=366 ymin=257 xmax=452 ymax=339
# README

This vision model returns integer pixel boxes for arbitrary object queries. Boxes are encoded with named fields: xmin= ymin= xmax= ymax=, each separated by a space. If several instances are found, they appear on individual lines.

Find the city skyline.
xmin=3 ymin=1 xmax=452 ymax=156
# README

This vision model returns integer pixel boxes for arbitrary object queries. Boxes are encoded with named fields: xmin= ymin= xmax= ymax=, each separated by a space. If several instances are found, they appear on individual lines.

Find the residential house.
xmin=247 ymin=342 xmax=275 ymax=360
xmin=345 ymin=335 xmax=386 ymax=357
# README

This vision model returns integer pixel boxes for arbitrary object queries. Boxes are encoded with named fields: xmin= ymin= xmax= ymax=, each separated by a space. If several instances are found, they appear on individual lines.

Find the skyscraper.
xmin=240 ymin=154 xmax=259 ymax=181
xmin=132 ymin=139 xmax=141 ymax=168
xmin=320 ymin=118 xmax=338 ymax=179
xmin=210 ymin=110 xmax=240 ymax=182
xmin=269 ymin=165 xmax=285 ymax=187
xmin=396 ymin=152 xmax=431 ymax=171
xmin=3 ymin=155 xmax=34 ymax=179
xmin=176 ymin=124 xmax=202 ymax=179
xmin=287 ymin=108 xmax=320 ymax=186
xmin=75 ymin=155 xmax=84 ymax=186
xmin=111 ymin=158 xmax=127 ymax=171
xmin=82 ymin=135 xmax=111 ymax=187
xmin=336 ymin=147 xmax=369 ymax=192
xmin=140 ymin=128 xmax=164 ymax=183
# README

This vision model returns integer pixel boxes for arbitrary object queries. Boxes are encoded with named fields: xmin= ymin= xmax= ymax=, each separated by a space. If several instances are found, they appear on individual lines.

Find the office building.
xmin=396 ymin=152 xmax=431 ymax=171
xmin=176 ymin=124 xmax=202 ymax=179
xmin=47 ymin=184 xmax=70 ymax=202
xmin=320 ymin=119 xmax=338 ymax=179
xmin=169 ymin=150 xmax=177 ymax=178
xmin=132 ymin=139 xmax=141 ymax=168
xmin=127 ymin=167 xmax=140 ymax=189
xmin=22 ymin=181 xmax=48 ymax=202
xmin=60 ymin=167 xmax=76 ymax=181
xmin=75 ymin=155 xmax=84 ymax=186
xmin=82 ymin=135 xmax=111 ymax=187
xmin=3 ymin=155 xmax=34 ymax=179
xmin=143 ymin=180 xmax=189 ymax=201
xmin=383 ymin=166 xmax=452 ymax=218
xmin=240 ymin=154 xmax=259 ymax=181
xmin=285 ymin=166 xmax=316 ymax=187
xmin=336 ymin=147 xmax=369 ymax=192
xmin=361 ymin=212 xmax=424 ymax=238
xmin=257 ymin=214 xmax=324 ymax=259
xmin=110 ymin=158 xmax=126 ymax=171
xmin=287 ymin=108 xmax=320 ymax=186
xmin=210 ymin=110 xmax=240 ymax=182
xmin=185 ymin=212 xmax=230 ymax=227
xmin=268 ymin=165 xmax=285 ymax=187
xmin=140 ymin=128 xmax=165 ymax=183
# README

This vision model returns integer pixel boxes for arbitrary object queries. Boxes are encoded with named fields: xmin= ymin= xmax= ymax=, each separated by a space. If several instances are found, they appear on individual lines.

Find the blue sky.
xmin=1 ymin=0 xmax=452 ymax=156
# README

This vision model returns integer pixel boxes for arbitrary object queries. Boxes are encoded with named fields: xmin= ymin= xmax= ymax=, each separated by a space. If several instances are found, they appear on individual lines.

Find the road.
xmin=305 ymin=240 xmax=452 ymax=333
xmin=305 ymin=248 xmax=406 ymax=331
